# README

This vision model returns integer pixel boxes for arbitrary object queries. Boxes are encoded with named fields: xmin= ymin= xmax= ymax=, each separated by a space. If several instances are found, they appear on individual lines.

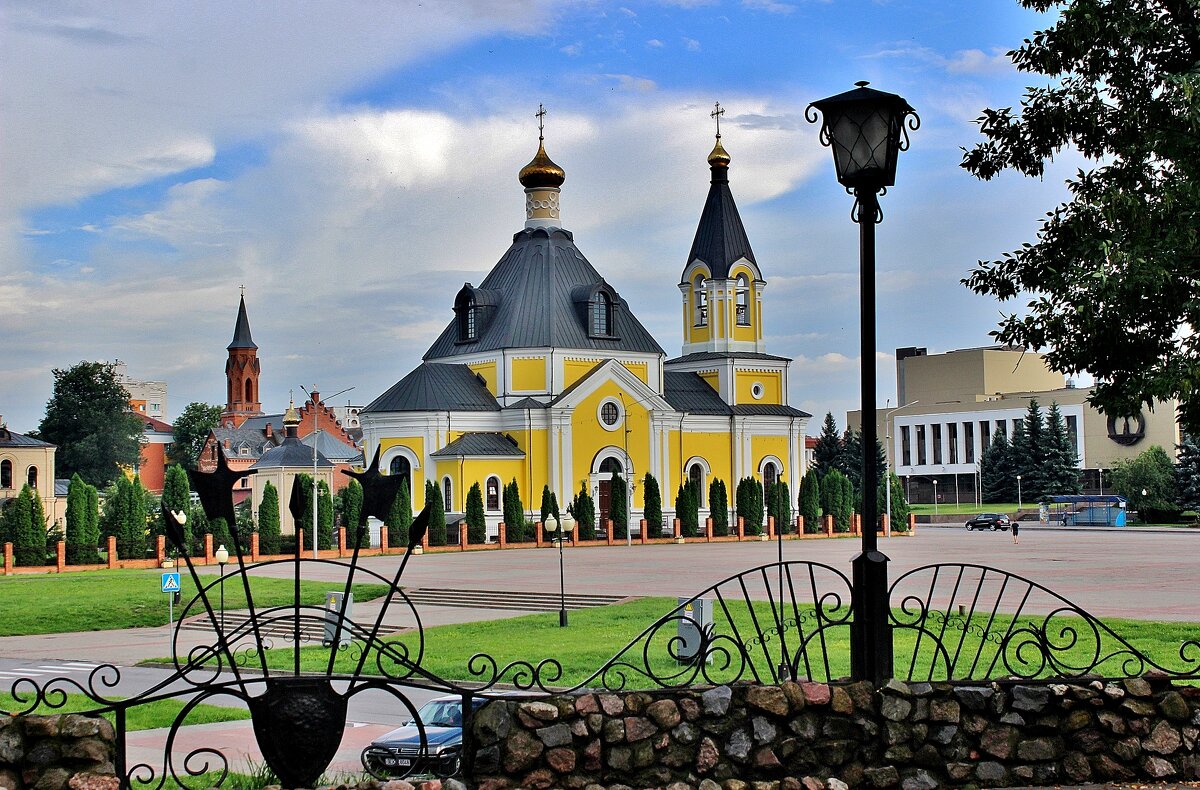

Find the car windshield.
xmin=408 ymin=699 xmax=463 ymax=728
xmin=976 ymin=514 xmax=998 ymax=519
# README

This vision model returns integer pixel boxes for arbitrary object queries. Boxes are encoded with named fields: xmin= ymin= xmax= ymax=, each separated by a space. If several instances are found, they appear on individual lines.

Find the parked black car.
xmin=362 ymin=694 xmax=484 ymax=778
xmin=964 ymin=513 xmax=1011 ymax=531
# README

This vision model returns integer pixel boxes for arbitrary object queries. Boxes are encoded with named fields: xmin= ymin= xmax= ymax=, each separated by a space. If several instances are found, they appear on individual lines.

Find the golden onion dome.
xmin=519 ymin=141 xmax=566 ymax=189
xmin=283 ymin=400 xmax=300 ymax=425
xmin=708 ymin=136 xmax=731 ymax=168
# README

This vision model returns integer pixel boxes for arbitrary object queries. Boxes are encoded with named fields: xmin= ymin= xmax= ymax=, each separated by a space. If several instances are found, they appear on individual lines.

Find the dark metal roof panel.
xmin=663 ymin=372 xmax=732 ymax=415
xmin=363 ymin=364 xmax=500 ymax=413
xmin=424 ymin=228 xmax=664 ymax=359
xmin=228 ymin=295 xmax=258 ymax=350
xmin=430 ymin=432 xmax=525 ymax=458
xmin=251 ymin=437 xmax=334 ymax=469
xmin=665 ymin=351 xmax=791 ymax=364
xmin=685 ymin=179 xmax=756 ymax=281
xmin=732 ymin=404 xmax=812 ymax=418
xmin=505 ymin=397 xmax=549 ymax=410
xmin=301 ymin=430 xmax=362 ymax=463
xmin=0 ymin=428 xmax=54 ymax=448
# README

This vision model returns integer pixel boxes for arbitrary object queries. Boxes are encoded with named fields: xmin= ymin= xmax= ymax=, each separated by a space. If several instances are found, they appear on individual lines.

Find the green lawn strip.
xmin=0 ymin=570 xmax=389 ymax=636
xmin=1 ymin=692 xmax=250 ymax=731
xmin=241 ymin=598 xmax=1198 ymax=688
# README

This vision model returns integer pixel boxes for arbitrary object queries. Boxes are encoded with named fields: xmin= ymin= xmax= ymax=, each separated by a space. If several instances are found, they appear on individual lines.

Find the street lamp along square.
xmin=806 ymin=82 xmax=918 ymax=191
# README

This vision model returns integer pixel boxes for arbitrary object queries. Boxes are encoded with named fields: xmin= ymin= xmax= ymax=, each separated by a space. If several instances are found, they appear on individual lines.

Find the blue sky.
xmin=0 ymin=0 xmax=1078 ymax=434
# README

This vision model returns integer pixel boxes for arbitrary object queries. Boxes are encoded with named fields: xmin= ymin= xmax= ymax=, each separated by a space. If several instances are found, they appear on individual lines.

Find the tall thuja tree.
xmin=425 ymin=480 xmax=446 ymax=546
xmin=675 ymin=482 xmax=698 ymax=537
xmin=1007 ymin=420 xmax=1030 ymax=504
xmin=160 ymin=466 xmax=192 ymax=554
xmin=769 ymin=481 xmax=792 ymax=534
xmin=736 ymin=476 xmax=764 ymax=535
xmin=572 ymin=483 xmax=596 ymax=541
xmin=981 ymin=429 xmax=1014 ymax=503
xmin=125 ymin=476 xmax=147 ymax=560
xmin=821 ymin=469 xmax=852 ymax=533
xmin=878 ymin=472 xmax=911 ymax=532
xmin=504 ymin=479 xmax=524 ymax=540
xmin=339 ymin=479 xmax=365 ymax=548
xmin=317 ymin=480 xmax=334 ymax=550
xmin=10 ymin=485 xmax=44 ymax=566
xmin=539 ymin=484 xmax=555 ymax=536
xmin=65 ymin=473 xmax=95 ymax=564
xmin=100 ymin=478 xmax=130 ymax=556
xmin=838 ymin=428 xmax=862 ymax=491
xmin=610 ymin=471 xmax=628 ymax=539
xmin=1042 ymin=402 xmax=1081 ymax=495
xmin=387 ymin=481 xmax=412 ymax=548
xmin=293 ymin=474 xmax=315 ymax=550
xmin=813 ymin=413 xmax=841 ymax=478
xmin=466 ymin=483 xmax=486 ymax=544
xmin=85 ymin=484 xmax=100 ymax=559
xmin=708 ymin=479 xmax=729 ymax=536
xmin=798 ymin=470 xmax=821 ymax=533
xmin=642 ymin=474 xmax=662 ymax=538
xmin=1176 ymin=435 xmax=1200 ymax=512
xmin=188 ymin=500 xmax=209 ymax=557
xmin=258 ymin=481 xmax=281 ymax=555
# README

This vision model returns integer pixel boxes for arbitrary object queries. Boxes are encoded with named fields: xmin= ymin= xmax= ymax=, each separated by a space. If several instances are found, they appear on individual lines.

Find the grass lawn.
xmin=1 ymin=692 xmax=250 ymax=731
xmin=0 ymin=570 xmax=390 ymax=636
xmin=234 ymin=597 xmax=1198 ymax=688
xmin=910 ymin=503 xmax=1018 ymax=516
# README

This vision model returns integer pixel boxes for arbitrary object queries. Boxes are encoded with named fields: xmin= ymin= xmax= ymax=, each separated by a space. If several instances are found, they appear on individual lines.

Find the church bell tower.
xmin=222 ymin=293 xmax=263 ymax=426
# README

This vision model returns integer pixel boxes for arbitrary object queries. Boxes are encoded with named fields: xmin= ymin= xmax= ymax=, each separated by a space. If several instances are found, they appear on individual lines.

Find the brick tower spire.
xmin=222 ymin=294 xmax=263 ymax=426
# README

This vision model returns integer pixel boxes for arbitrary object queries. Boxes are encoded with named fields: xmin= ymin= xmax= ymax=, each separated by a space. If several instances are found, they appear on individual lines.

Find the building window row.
xmin=898 ymin=416 xmax=1073 ymax=468
xmin=0 ymin=460 xmax=37 ymax=490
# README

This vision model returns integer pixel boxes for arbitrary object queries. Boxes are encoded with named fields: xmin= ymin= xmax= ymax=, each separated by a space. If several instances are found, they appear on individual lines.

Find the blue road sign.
xmin=161 ymin=572 xmax=181 ymax=593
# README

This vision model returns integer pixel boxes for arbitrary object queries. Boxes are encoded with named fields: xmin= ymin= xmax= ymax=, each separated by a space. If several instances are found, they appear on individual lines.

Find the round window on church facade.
xmin=598 ymin=398 xmax=623 ymax=431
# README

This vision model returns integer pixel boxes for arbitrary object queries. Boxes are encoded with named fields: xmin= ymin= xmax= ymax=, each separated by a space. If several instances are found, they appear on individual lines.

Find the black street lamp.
xmin=808 ymin=82 xmax=918 ymax=687
xmin=215 ymin=543 xmax=229 ymax=636
xmin=549 ymin=513 xmax=569 ymax=627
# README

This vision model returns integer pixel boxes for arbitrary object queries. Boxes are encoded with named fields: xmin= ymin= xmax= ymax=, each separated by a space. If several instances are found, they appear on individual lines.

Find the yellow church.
xmin=359 ymin=122 xmax=809 ymax=534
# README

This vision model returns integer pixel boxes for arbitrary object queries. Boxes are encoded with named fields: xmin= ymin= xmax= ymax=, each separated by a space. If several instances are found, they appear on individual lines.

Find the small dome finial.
xmin=284 ymin=394 xmax=300 ymax=426
xmin=519 ymin=103 xmax=566 ymax=189
xmin=708 ymin=101 xmax=731 ymax=168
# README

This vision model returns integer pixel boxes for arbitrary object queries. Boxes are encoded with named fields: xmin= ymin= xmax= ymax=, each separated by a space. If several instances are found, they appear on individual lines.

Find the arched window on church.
xmin=590 ymin=291 xmax=612 ymax=336
xmin=244 ymin=379 xmax=253 ymax=403
xmin=486 ymin=476 xmax=501 ymax=511
xmin=443 ymin=477 xmax=453 ymax=512
xmin=27 ymin=466 xmax=38 ymax=489
xmin=688 ymin=463 xmax=705 ymax=507
xmin=736 ymin=274 xmax=750 ymax=325
xmin=228 ymin=379 xmax=234 ymax=405
xmin=1 ymin=460 xmax=11 ymax=489
xmin=456 ymin=291 xmax=478 ymax=342
xmin=693 ymin=275 xmax=707 ymax=327
xmin=763 ymin=462 xmax=778 ymax=492
xmin=389 ymin=456 xmax=411 ymax=491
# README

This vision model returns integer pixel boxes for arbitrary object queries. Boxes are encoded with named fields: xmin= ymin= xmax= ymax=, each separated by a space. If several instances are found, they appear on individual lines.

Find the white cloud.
xmin=561 ymin=42 xmax=583 ymax=56
xmin=646 ymin=38 xmax=665 ymax=48
xmin=683 ymin=37 xmax=701 ymax=52
xmin=946 ymin=48 xmax=1012 ymax=75
xmin=742 ymin=0 xmax=796 ymax=13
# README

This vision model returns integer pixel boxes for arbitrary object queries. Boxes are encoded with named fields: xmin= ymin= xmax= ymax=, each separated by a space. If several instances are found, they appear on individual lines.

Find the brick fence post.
xmin=337 ymin=527 xmax=347 ymax=557
xmin=107 ymin=536 xmax=118 ymax=569
xmin=736 ymin=516 xmax=745 ymax=540
xmin=498 ymin=522 xmax=507 ymax=548
xmin=250 ymin=531 xmax=260 ymax=561
xmin=823 ymin=515 xmax=834 ymax=536
xmin=379 ymin=526 xmax=388 ymax=555
xmin=881 ymin=513 xmax=890 ymax=537
xmin=204 ymin=533 xmax=213 ymax=564
xmin=797 ymin=515 xmax=805 ymax=535
xmin=421 ymin=527 xmax=429 ymax=551
xmin=3 ymin=542 xmax=12 ymax=575
xmin=705 ymin=517 xmax=713 ymax=541
xmin=459 ymin=521 xmax=468 ymax=550
xmin=673 ymin=518 xmax=682 ymax=541
xmin=297 ymin=529 xmax=305 ymax=556
xmin=908 ymin=513 xmax=917 ymax=534
xmin=639 ymin=519 xmax=648 ymax=544
xmin=155 ymin=535 xmax=166 ymax=565
xmin=536 ymin=522 xmax=544 ymax=548
xmin=767 ymin=515 xmax=775 ymax=539
xmin=606 ymin=520 xmax=614 ymax=545
xmin=56 ymin=541 xmax=66 ymax=572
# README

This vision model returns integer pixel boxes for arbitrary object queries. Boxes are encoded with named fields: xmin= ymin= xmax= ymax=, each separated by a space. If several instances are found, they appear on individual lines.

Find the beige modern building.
xmin=849 ymin=346 xmax=1180 ymax=504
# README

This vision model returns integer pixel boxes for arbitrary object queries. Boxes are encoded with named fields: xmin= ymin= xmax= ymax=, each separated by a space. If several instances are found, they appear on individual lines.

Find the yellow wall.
xmin=623 ymin=361 xmax=649 ymax=384
xmin=468 ymin=361 xmax=497 ymax=395
xmin=736 ymin=370 xmax=783 ymax=405
xmin=678 ymin=430 xmax=735 ymax=491
xmin=564 ymin=359 xmax=601 ymax=389
xmin=570 ymin=381 xmax=649 ymax=508
xmin=700 ymin=371 xmax=720 ymax=393
xmin=751 ymin=435 xmax=791 ymax=479
xmin=511 ymin=357 xmax=546 ymax=391
xmin=378 ymin=437 xmax=426 ymax=493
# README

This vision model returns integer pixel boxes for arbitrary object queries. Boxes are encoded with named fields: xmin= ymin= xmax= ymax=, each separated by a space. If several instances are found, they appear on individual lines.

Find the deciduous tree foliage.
xmin=169 ymin=402 xmax=223 ymax=469
xmin=38 ymin=361 xmax=143 ymax=487
xmin=1111 ymin=444 xmax=1180 ymax=522
xmin=962 ymin=0 xmax=1200 ymax=431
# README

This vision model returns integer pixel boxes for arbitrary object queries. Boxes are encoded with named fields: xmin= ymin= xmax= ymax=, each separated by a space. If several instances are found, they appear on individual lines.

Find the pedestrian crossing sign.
xmin=161 ymin=572 xmax=181 ymax=593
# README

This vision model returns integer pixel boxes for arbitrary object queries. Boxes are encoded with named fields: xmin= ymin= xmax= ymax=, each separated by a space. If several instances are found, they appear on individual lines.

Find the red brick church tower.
xmin=222 ymin=295 xmax=263 ymax=427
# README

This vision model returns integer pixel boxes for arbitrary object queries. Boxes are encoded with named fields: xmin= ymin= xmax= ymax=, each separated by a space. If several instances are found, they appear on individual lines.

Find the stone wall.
xmin=468 ymin=676 xmax=1200 ymax=789
xmin=0 ymin=714 xmax=118 ymax=790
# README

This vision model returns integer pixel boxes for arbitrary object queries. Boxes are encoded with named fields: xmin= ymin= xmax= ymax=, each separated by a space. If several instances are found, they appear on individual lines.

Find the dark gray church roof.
xmin=363 ymin=364 xmax=500 ymax=414
xmin=505 ymin=397 xmax=549 ymax=410
xmin=665 ymin=351 xmax=791 ymax=365
xmin=733 ymin=404 xmax=811 ymax=418
xmin=423 ymin=227 xmax=665 ymax=360
xmin=228 ymin=295 xmax=257 ymax=350
xmin=430 ymin=432 xmax=525 ymax=458
xmin=252 ymin=436 xmax=333 ymax=469
xmin=684 ymin=157 xmax=757 ymax=282
xmin=663 ymin=372 xmax=733 ymax=415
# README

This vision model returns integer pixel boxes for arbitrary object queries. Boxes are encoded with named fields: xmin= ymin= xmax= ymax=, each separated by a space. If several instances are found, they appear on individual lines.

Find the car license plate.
xmin=383 ymin=758 xmax=411 ymax=767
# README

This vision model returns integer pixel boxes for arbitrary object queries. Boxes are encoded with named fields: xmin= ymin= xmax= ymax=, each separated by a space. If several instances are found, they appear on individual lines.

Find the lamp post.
xmin=1017 ymin=474 xmax=1023 ymax=511
xmin=549 ymin=512 xmax=569 ymax=627
xmin=809 ymin=81 xmax=917 ymax=687
xmin=1098 ymin=468 xmax=1105 ymax=496
xmin=215 ymin=543 xmax=229 ymax=635
xmin=932 ymin=479 xmax=938 ymax=516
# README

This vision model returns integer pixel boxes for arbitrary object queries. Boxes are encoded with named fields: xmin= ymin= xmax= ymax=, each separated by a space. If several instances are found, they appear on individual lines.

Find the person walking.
xmin=1012 ymin=520 xmax=1020 ymax=544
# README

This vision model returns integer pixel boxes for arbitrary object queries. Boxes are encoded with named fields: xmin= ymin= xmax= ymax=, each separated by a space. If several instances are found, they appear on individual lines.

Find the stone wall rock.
xmin=470 ymin=676 xmax=1200 ymax=788
xmin=0 ymin=714 xmax=117 ymax=790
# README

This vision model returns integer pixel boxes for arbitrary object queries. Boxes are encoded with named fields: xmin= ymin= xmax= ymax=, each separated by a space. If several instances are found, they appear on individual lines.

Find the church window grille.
xmin=763 ymin=462 xmax=778 ymax=492
xmin=456 ymin=292 xmax=478 ymax=343
xmin=693 ymin=276 xmax=707 ymax=326
xmin=688 ymin=463 xmax=705 ymax=507
xmin=590 ymin=292 xmax=612 ymax=336
xmin=600 ymin=457 xmax=622 ymax=476
xmin=601 ymin=402 xmax=619 ymax=426
xmin=27 ymin=466 xmax=38 ymax=489
xmin=389 ymin=456 xmax=411 ymax=491
xmin=443 ymin=477 xmax=453 ymax=512
xmin=1 ymin=460 xmax=11 ymax=489
xmin=736 ymin=275 xmax=750 ymax=325
xmin=486 ymin=477 xmax=500 ymax=511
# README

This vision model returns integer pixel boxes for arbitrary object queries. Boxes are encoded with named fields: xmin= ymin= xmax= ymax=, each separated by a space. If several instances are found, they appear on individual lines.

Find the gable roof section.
xmin=0 ymin=426 xmax=54 ymax=448
xmin=663 ymin=372 xmax=731 ymax=415
xmin=423 ymin=227 xmax=664 ymax=360
xmin=228 ymin=295 xmax=257 ymax=350
xmin=733 ymin=404 xmax=812 ymax=418
xmin=685 ymin=169 xmax=757 ymax=281
xmin=252 ymin=437 xmax=333 ymax=469
xmin=430 ymin=432 xmax=525 ymax=458
xmin=665 ymin=351 xmax=790 ymax=365
xmin=551 ymin=359 xmax=673 ymax=413
xmin=302 ymin=430 xmax=363 ymax=464
xmin=363 ymin=363 xmax=500 ymax=414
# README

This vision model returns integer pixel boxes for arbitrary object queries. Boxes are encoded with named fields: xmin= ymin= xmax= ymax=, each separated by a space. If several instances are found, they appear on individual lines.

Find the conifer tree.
xmin=10 ymin=485 xmax=44 ymax=566
xmin=643 ymin=473 xmax=662 ymax=538
xmin=387 ymin=481 xmax=412 ymax=547
xmin=572 ymin=482 xmax=596 ymax=541
xmin=258 ymin=481 xmax=281 ymax=555
xmin=610 ymin=471 xmax=628 ymax=539
xmin=770 ymin=481 xmax=792 ymax=534
xmin=65 ymin=473 xmax=93 ymax=564
xmin=877 ymin=472 xmax=911 ymax=532
xmin=340 ymin=479 xmax=366 ymax=547
xmin=798 ymin=470 xmax=821 ymax=533
xmin=503 ymin=479 xmax=524 ymax=540
xmin=100 ymin=478 xmax=130 ymax=557
xmin=1042 ymin=402 xmax=1082 ymax=495
xmin=708 ymin=478 xmax=729 ymax=536
xmin=85 ymin=484 xmax=100 ymax=559
xmin=676 ymin=482 xmax=699 ymax=537
xmin=160 ymin=465 xmax=192 ymax=555
xmin=813 ymin=413 xmax=841 ymax=477
xmin=208 ymin=517 xmax=233 ymax=558
xmin=426 ymin=480 xmax=446 ymax=546
xmin=981 ymin=429 xmax=1014 ymax=503
xmin=821 ymin=469 xmax=852 ymax=533
xmin=1176 ymin=435 xmax=1200 ymax=512
xmin=317 ymin=480 xmax=334 ymax=550
xmin=466 ymin=482 xmax=486 ymax=544
xmin=126 ymin=476 xmax=147 ymax=560
xmin=293 ymin=474 xmax=315 ymax=551
xmin=539 ymin=485 xmax=554 ymax=530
